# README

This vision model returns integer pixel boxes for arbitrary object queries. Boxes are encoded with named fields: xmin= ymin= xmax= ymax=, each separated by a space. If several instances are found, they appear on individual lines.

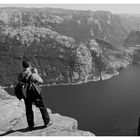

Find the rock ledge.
xmin=0 ymin=88 xmax=94 ymax=136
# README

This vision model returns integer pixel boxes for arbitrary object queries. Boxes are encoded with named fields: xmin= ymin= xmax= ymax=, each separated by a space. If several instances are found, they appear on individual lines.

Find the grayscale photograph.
xmin=0 ymin=4 xmax=140 ymax=136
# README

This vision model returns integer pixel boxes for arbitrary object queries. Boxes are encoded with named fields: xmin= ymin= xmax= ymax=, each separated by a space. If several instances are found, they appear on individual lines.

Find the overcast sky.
xmin=0 ymin=4 xmax=140 ymax=14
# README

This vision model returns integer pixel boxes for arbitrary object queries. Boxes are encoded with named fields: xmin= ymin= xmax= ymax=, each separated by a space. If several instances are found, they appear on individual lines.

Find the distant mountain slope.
xmin=0 ymin=8 xmax=129 ymax=45
xmin=123 ymin=30 xmax=140 ymax=63
xmin=0 ymin=7 xmax=134 ymax=86
xmin=124 ymin=31 xmax=140 ymax=46
xmin=119 ymin=14 xmax=140 ymax=33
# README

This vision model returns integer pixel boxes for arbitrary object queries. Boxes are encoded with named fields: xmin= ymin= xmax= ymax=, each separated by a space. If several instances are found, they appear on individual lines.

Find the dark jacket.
xmin=17 ymin=69 xmax=43 ymax=100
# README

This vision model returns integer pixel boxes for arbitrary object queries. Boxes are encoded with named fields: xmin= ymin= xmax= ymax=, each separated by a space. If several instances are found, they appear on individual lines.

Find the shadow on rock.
xmin=0 ymin=130 xmax=15 ymax=136
xmin=0 ymin=125 xmax=46 ymax=136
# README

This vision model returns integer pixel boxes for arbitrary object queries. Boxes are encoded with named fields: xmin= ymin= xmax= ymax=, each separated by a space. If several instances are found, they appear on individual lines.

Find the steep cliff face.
xmin=119 ymin=14 xmax=140 ymax=34
xmin=119 ymin=14 xmax=140 ymax=64
xmin=0 ymin=26 xmax=96 ymax=85
xmin=0 ymin=7 xmax=132 ymax=86
xmin=88 ymin=11 xmax=127 ymax=45
xmin=87 ymin=39 xmax=131 ymax=80
xmin=124 ymin=31 xmax=140 ymax=47
xmin=0 ymin=8 xmax=128 ymax=45
xmin=0 ymin=26 xmax=76 ymax=85
xmin=124 ymin=31 xmax=140 ymax=63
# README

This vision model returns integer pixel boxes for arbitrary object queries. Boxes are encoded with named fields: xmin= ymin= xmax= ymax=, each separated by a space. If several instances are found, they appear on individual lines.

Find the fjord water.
xmin=5 ymin=65 xmax=140 ymax=135
xmin=42 ymin=65 xmax=140 ymax=136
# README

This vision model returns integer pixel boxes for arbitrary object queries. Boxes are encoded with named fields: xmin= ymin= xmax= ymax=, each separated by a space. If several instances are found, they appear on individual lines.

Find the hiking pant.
xmin=24 ymin=97 xmax=50 ymax=128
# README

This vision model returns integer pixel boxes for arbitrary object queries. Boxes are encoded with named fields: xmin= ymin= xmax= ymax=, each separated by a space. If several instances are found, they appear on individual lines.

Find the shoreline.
xmin=2 ymin=69 xmax=122 ymax=89
xmin=41 ymin=70 xmax=119 ymax=87
xmin=3 ymin=62 xmax=131 ymax=89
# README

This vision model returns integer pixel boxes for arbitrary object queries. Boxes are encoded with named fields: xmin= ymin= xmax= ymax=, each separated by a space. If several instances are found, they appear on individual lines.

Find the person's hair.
xmin=22 ymin=60 xmax=31 ymax=68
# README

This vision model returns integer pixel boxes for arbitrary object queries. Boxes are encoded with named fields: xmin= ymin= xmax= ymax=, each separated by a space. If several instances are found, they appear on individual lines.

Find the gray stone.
xmin=0 ymin=88 xmax=94 ymax=136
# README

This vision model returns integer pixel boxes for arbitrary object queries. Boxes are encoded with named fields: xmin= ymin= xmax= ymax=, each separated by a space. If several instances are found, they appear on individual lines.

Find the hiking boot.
xmin=28 ymin=126 xmax=34 ymax=131
xmin=43 ymin=122 xmax=52 ymax=128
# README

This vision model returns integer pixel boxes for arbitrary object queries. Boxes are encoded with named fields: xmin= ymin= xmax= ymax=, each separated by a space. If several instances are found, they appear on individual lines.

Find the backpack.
xmin=29 ymin=82 xmax=42 ymax=100
xmin=14 ymin=82 xmax=28 ymax=100
xmin=15 ymin=72 xmax=42 ymax=100
xmin=14 ymin=73 xmax=31 ymax=100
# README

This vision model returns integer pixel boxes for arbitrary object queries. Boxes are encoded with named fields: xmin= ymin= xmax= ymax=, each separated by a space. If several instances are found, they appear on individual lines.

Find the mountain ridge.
xmin=0 ymin=7 xmax=138 ymax=86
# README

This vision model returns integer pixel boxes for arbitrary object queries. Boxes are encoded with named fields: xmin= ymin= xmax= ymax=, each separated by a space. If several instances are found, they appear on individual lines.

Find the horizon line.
xmin=0 ymin=4 xmax=140 ymax=14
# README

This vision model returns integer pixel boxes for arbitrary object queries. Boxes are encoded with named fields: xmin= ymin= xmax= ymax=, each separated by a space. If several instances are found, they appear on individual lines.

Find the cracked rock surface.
xmin=0 ymin=87 xmax=94 ymax=136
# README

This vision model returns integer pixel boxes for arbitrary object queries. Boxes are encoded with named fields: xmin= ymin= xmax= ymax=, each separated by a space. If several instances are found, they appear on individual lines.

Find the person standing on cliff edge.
xmin=17 ymin=60 xmax=50 ymax=131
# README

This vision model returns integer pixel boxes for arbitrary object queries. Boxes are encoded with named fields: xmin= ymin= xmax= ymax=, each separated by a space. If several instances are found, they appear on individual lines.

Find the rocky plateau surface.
xmin=0 ymin=87 xmax=94 ymax=136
